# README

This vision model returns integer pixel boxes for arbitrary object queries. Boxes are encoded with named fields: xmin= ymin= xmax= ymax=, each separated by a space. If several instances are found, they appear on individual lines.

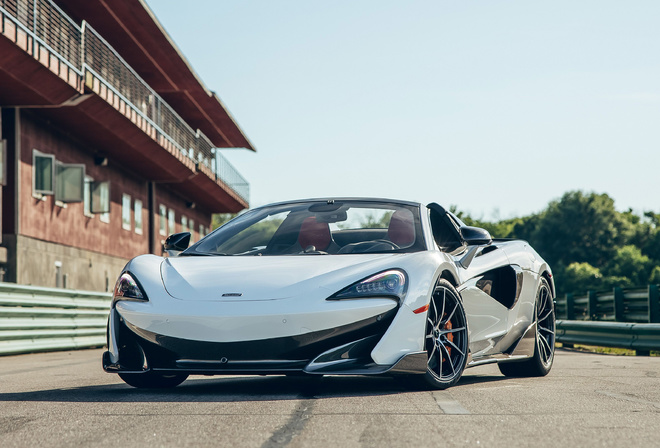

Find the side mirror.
xmin=460 ymin=226 xmax=492 ymax=246
xmin=164 ymin=232 xmax=191 ymax=253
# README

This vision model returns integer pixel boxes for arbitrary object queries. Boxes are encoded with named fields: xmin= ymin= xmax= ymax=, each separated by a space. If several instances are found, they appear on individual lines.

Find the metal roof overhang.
xmin=57 ymin=0 xmax=255 ymax=151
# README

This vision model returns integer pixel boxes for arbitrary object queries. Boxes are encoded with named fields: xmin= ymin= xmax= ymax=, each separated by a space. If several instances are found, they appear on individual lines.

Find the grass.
xmin=557 ymin=342 xmax=659 ymax=357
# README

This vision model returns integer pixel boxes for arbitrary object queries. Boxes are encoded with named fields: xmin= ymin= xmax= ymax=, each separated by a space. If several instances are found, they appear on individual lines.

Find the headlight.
xmin=112 ymin=272 xmax=147 ymax=304
xmin=331 ymin=270 xmax=407 ymax=301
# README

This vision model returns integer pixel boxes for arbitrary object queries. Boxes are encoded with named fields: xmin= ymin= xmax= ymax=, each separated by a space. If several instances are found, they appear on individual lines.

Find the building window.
xmin=181 ymin=215 xmax=188 ymax=233
xmin=33 ymin=150 xmax=55 ymax=196
xmin=189 ymin=219 xmax=195 ymax=241
xmin=134 ymin=199 xmax=143 ymax=234
xmin=91 ymin=182 xmax=111 ymax=213
xmin=83 ymin=176 xmax=94 ymax=218
xmin=159 ymin=204 xmax=167 ymax=236
xmin=55 ymin=162 xmax=85 ymax=203
xmin=168 ymin=209 xmax=175 ymax=235
xmin=33 ymin=149 xmax=86 ymax=203
xmin=92 ymin=181 xmax=111 ymax=223
xmin=122 ymin=194 xmax=131 ymax=230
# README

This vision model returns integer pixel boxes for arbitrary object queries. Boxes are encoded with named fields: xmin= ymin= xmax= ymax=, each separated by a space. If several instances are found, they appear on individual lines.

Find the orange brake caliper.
xmin=442 ymin=315 xmax=453 ymax=361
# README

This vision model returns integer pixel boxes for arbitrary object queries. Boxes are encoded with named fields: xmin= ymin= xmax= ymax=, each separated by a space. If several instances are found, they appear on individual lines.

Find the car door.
xmin=427 ymin=203 xmax=511 ymax=359
xmin=457 ymin=246 xmax=513 ymax=359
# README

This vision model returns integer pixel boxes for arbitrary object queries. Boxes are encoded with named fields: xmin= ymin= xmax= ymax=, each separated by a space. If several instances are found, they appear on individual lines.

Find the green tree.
xmin=517 ymin=191 xmax=631 ymax=270
xmin=362 ymin=211 xmax=393 ymax=228
xmin=451 ymin=207 xmax=522 ymax=239
xmin=649 ymin=266 xmax=660 ymax=285
xmin=636 ymin=211 xmax=660 ymax=263
xmin=561 ymin=262 xmax=604 ymax=293
xmin=452 ymin=190 xmax=660 ymax=294
xmin=212 ymin=213 xmax=237 ymax=230
xmin=604 ymin=245 xmax=652 ymax=287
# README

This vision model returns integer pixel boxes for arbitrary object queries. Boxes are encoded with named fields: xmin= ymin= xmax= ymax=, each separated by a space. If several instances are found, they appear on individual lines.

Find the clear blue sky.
xmin=147 ymin=1 xmax=660 ymax=220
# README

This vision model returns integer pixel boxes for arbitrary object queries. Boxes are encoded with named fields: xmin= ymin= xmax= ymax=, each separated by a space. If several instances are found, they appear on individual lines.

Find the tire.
xmin=498 ymin=277 xmax=555 ymax=377
xmin=119 ymin=372 xmax=188 ymax=389
xmin=411 ymin=279 xmax=469 ymax=390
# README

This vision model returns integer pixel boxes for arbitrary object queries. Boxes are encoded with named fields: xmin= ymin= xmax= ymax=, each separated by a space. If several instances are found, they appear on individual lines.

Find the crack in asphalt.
xmin=0 ymin=417 xmax=36 ymax=435
xmin=260 ymin=380 xmax=322 ymax=447
xmin=597 ymin=390 xmax=660 ymax=410
xmin=261 ymin=398 xmax=315 ymax=448
xmin=432 ymin=391 xmax=471 ymax=414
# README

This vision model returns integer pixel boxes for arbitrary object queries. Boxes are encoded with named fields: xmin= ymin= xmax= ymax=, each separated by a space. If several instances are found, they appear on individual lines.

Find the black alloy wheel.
xmin=420 ymin=279 xmax=469 ymax=389
xmin=499 ymin=277 xmax=555 ymax=377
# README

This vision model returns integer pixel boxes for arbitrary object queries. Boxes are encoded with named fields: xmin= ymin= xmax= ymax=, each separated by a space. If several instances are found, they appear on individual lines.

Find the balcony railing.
xmin=0 ymin=0 xmax=81 ymax=74
xmin=214 ymin=150 xmax=250 ymax=202
xmin=0 ymin=0 xmax=249 ymax=204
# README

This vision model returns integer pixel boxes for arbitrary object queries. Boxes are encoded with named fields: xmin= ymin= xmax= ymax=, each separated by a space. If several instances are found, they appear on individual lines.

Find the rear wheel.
xmin=119 ymin=372 xmax=188 ymax=389
xmin=499 ymin=277 xmax=555 ymax=377
xmin=414 ymin=279 xmax=468 ymax=390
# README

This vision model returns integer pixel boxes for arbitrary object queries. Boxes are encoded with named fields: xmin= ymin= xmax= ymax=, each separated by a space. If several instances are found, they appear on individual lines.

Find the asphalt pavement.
xmin=0 ymin=348 xmax=658 ymax=447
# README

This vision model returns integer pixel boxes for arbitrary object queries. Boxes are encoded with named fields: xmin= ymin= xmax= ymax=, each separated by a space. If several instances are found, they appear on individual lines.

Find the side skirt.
xmin=466 ymin=321 xmax=537 ymax=367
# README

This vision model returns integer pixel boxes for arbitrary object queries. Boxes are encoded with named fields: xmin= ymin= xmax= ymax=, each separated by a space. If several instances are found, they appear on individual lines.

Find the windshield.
xmin=185 ymin=200 xmax=426 ymax=256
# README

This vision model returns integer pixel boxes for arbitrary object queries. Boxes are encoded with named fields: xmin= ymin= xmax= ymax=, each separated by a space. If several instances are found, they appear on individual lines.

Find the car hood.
xmin=160 ymin=254 xmax=405 ymax=301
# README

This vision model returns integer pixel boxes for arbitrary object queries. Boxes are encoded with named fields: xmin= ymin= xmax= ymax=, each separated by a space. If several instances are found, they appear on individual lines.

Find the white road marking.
xmin=432 ymin=391 xmax=471 ymax=414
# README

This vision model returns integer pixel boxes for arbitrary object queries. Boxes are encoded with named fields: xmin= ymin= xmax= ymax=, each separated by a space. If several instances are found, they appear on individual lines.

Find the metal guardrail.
xmin=555 ymin=285 xmax=660 ymax=355
xmin=556 ymin=320 xmax=660 ymax=355
xmin=0 ymin=283 xmax=111 ymax=356
xmin=1 ymin=0 xmax=249 ymax=204
xmin=555 ymin=285 xmax=659 ymax=323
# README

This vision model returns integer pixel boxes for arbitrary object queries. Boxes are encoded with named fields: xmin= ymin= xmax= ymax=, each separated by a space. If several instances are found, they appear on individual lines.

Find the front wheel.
xmin=118 ymin=372 xmax=188 ymax=389
xmin=499 ymin=277 xmax=555 ymax=377
xmin=412 ymin=279 xmax=469 ymax=390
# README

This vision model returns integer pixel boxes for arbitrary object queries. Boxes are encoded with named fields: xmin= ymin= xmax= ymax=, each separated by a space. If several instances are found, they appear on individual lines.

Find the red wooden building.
xmin=0 ymin=0 xmax=254 ymax=291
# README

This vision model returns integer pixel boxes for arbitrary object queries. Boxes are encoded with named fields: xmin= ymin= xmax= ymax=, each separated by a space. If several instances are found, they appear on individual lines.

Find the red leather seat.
xmin=388 ymin=209 xmax=415 ymax=247
xmin=298 ymin=217 xmax=332 ymax=251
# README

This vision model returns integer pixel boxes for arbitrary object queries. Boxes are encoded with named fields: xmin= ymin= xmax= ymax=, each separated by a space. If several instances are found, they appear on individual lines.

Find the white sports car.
xmin=104 ymin=198 xmax=556 ymax=389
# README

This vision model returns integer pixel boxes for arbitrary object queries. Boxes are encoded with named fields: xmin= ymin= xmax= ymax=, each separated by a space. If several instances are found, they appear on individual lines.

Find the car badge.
xmin=222 ymin=293 xmax=243 ymax=297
